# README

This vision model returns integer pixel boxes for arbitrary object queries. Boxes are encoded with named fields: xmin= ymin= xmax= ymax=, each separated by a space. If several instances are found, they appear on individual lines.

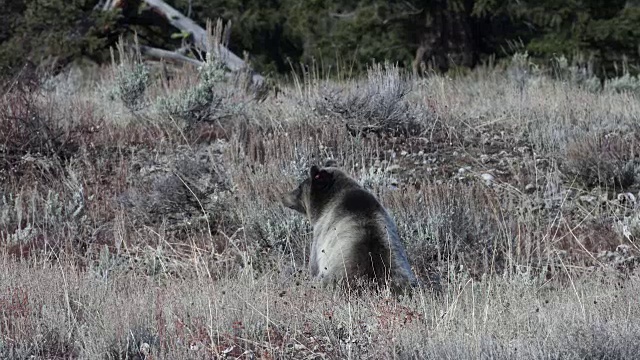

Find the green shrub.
xmin=155 ymin=56 xmax=242 ymax=124
xmin=110 ymin=62 xmax=151 ymax=112
xmin=604 ymin=73 xmax=640 ymax=94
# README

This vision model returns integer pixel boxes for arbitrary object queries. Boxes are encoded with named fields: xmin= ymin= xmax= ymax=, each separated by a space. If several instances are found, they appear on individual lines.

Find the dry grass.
xmin=1 ymin=257 xmax=639 ymax=359
xmin=1 ymin=54 xmax=640 ymax=359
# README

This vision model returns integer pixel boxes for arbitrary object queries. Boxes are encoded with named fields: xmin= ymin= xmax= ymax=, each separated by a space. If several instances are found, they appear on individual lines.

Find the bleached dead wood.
xmin=138 ymin=45 xmax=203 ymax=67
xmin=101 ymin=0 xmax=265 ymax=87
xmin=143 ymin=0 xmax=264 ymax=87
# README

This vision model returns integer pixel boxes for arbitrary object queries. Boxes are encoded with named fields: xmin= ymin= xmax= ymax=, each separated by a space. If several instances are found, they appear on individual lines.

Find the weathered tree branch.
xmin=138 ymin=45 xmax=203 ymax=66
xmin=142 ymin=0 xmax=264 ymax=87
xmin=102 ymin=0 xmax=265 ymax=87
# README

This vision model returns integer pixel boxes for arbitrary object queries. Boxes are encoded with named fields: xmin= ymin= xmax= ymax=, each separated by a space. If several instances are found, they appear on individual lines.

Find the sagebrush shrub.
xmin=312 ymin=64 xmax=425 ymax=137
xmin=0 ymin=74 xmax=91 ymax=183
xmin=605 ymin=73 xmax=640 ymax=94
xmin=110 ymin=62 xmax=150 ymax=112
xmin=564 ymin=131 xmax=640 ymax=188
xmin=155 ymin=57 xmax=240 ymax=124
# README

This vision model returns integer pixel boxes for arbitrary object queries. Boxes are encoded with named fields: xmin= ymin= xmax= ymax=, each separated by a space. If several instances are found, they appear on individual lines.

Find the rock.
xmin=563 ymin=189 xmax=575 ymax=198
xmin=525 ymin=183 xmax=536 ymax=194
xmin=617 ymin=192 xmax=637 ymax=205
xmin=579 ymin=195 xmax=597 ymax=205
xmin=458 ymin=166 xmax=471 ymax=174
xmin=400 ymin=150 xmax=408 ymax=156
xmin=555 ymin=249 xmax=568 ymax=258
xmin=536 ymin=158 xmax=549 ymax=169
xmin=599 ymin=192 xmax=609 ymax=204
xmin=140 ymin=343 xmax=151 ymax=356
xmin=480 ymin=173 xmax=495 ymax=185
xmin=386 ymin=164 xmax=401 ymax=173
xmin=616 ymin=244 xmax=631 ymax=255
xmin=598 ymin=250 xmax=616 ymax=262
xmin=493 ymin=169 xmax=510 ymax=175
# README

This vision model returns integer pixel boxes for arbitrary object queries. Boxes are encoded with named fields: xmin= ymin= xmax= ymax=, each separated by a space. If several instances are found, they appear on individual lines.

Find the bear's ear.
xmin=324 ymin=159 xmax=338 ymax=168
xmin=310 ymin=166 xmax=333 ymax=189
xmin=310 ymin=165 xmax=320 ymax=179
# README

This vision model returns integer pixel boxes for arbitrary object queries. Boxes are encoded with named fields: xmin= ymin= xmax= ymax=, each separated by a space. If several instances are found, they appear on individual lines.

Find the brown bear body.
xmin=281 ymin=162 xmax=418 ymax=292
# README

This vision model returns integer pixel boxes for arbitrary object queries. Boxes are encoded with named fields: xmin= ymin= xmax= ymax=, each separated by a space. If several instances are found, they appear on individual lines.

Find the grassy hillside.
xmin=1 ymin=50 xmax=640 ymax=359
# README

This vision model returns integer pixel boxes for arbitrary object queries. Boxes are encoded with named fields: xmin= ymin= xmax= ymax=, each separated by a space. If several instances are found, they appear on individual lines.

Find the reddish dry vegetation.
xmin=1 ymin=62 xmax=640 ymax=359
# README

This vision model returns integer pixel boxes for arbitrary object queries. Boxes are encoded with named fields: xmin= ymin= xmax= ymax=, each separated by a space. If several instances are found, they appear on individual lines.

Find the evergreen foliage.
xmin=0 ymin=0 xmax=639 ymax=77
xmin=0 ymin=0 xmax=121 ymax=76
xmin=480 ymin=0 xmax=640 ymax=74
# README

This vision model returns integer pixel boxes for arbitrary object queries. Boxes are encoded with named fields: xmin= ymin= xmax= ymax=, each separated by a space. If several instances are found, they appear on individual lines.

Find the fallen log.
xmin=102 ymin=0 xmax=265 ymax=88
xmin=138 ymin=45 xmax=203 ymax=67
xmin=143 ymin=0 xmax=264 ymax=87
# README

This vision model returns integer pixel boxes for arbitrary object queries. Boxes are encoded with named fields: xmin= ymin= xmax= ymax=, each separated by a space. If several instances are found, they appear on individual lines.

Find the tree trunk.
xmin=414 ymin=0 xmax=477 ymax=75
